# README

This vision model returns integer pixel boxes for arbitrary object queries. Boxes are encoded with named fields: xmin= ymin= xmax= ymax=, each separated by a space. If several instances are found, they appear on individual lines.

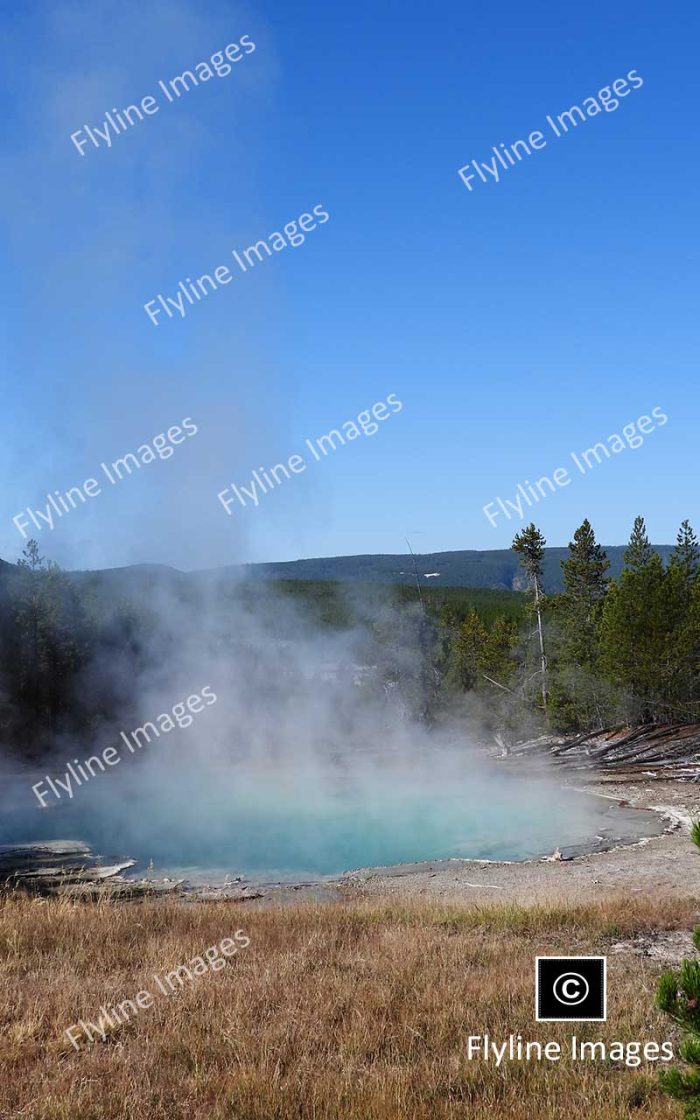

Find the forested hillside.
xmin=202 ymin=545 xmax=675 ymax=592
xmin=50 ymin=545 xmax=676 ymax=594
xmin=446 ymin=516 xmax=700 ymax=733
xmin=0 ymin=517 xmax=696 ymax=761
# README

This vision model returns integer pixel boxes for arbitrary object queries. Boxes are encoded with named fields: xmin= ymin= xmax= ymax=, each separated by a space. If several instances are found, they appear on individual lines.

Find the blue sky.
xmin=0 ymin=0 xmax=697 ymax=570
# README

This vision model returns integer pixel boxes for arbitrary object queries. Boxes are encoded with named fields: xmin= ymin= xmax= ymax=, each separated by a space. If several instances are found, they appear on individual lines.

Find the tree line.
xmin=0 ymin=541 xmax=151 ymax=759
xmin=437 ymin=516 xmax=700 ymax=732
xmin=2 ymin=520 xmax=698 ymax=760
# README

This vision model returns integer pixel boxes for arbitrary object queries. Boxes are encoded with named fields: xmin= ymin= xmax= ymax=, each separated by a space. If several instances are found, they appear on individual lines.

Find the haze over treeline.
xmin=0 ymin=512 xmax=698 ymax=765
xmin=47 ymin=542 xmax=676 ymax=594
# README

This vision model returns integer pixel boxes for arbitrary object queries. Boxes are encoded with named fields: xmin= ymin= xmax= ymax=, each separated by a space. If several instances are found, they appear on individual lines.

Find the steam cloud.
xmin=0 ymin=574 xmax=610 ymax=881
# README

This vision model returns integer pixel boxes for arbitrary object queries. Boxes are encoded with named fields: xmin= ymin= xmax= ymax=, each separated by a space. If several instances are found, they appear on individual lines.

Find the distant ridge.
xmin=0 ymin=546 xmax=676 ymax=594
xmin=210 ymin=545 xmax=675 ymax=594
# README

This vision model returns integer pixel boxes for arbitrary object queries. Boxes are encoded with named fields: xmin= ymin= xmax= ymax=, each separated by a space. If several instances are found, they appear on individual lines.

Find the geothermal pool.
xmin=3 ymin=746 xmax=659 ymax=884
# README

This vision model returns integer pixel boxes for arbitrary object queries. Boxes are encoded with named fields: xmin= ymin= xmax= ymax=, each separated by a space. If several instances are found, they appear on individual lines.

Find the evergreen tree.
xmin=625 ymin=514 xmax=655 ymax=568
xmin=665 ymin=522 xmax=700 ymax=716
xmin=482 ymin=615 xmax=518 ymax=686
xmin=8 ymin=540 xmax=89 ymax=744
xmin=558 ymin=519 xmax=610 ymax=668
xmin=13 ymin=541 xmax=63 ymax=731
xmin=548 ymin=520 xmax=611 ymax=730
xmin=599 ymin=517 xmax=668 ymax=721
xmin=669 ymin=521 xmax=700 ymax=585
xmin=443 ymin=611 xmax=518 ymax=694
xmin=446 ymin=609 xmax=488 ymax=691
xmin=512 ymin=523 xmax=548 ymax=710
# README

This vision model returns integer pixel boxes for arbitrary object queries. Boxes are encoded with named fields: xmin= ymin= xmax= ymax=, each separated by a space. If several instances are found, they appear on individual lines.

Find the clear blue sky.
xmin=1 ymin=0 xmax=697 ymax=570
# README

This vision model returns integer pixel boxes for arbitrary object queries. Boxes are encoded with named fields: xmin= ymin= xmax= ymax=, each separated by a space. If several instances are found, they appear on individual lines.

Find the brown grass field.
xmin=0 ymin=891 xmax=696 ymax=1119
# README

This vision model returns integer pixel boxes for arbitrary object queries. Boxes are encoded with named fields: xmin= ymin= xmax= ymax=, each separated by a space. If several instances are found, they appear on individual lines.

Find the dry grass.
xmin=0 ymin=891 xmax=697 ymax=1119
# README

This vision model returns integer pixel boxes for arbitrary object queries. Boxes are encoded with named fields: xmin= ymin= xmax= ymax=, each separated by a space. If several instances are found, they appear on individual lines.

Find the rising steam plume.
xmin=0 ymin=573 xmax=612 ymax=880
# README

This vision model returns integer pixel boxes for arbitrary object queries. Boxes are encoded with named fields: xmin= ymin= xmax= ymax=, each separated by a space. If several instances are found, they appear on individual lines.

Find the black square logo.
xmin=536 ymin=956 xmax=606 ymax=1021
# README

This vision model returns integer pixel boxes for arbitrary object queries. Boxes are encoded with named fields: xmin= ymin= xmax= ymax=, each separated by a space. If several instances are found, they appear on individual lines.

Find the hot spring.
xmin=4 ymin=579 xmax=655 ymax=885
xmin=3 ymin=740 xmax=657 ymax=884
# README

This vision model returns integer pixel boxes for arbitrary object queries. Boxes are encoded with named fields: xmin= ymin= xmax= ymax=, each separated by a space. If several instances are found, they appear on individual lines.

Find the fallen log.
xmin=515 ymin=724 xmax=700 ymax=775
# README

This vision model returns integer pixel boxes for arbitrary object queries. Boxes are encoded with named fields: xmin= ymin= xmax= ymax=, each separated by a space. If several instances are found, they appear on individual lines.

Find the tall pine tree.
xmin=599 ymin=516 xmax=668 ymax=721
xmin=512 ymin=523 xmax=548 ymax=711
xmin=664 ymin=521 xmax=700 ymax=716
xmin=549 ymin=519 xmax=611 ymax=730
xmin=559 ymin=519 xmax=610 ymax=668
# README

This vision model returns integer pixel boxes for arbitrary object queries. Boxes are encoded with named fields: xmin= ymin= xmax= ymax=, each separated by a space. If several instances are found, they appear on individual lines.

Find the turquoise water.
xmin=4 ymin=747 xmax=638 ymax=882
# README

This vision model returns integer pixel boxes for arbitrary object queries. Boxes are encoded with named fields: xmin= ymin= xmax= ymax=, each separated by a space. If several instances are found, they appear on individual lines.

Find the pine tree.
xmin=10 ymin=540 xmax=88 ymax=743
xmin=443 ymin=611 xmax=518 ymax=694
xmin=482 ymin=615 xmax=518 ymax=686
xmin=559 ymin=519 xmax=610 ymax=668
xmin=625 ymin=514 xmax=655 ymax=568
xmin=599 ymin=517 xmax=668 ymax=721
xmin=548 ymin=520 xmax=611 ymax=729
xmin=669 ymin=521 xmax=700 ymax=585
xmin=13 ymin=540 xmax=62 ymax=728
xmin=446 ymin=609 xmax=488 ymax=691
xmin=665 ymin=522 xmax=700 ymax=716
xmin=512 ymin=524 xmax=548 ymax=710
xmin=658 ymin=821 xmax=700 ymax=1118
